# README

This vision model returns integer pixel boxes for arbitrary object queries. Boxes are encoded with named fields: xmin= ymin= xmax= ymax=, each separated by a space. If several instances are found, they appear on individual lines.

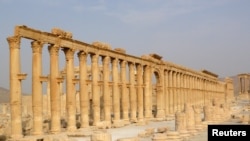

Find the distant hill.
xmin=0 ymin=86 xmax=9 ymax=103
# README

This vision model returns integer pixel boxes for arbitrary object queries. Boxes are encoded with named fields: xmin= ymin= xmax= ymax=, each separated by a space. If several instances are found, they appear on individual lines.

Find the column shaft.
xmin=164 ymin=70 xmax=169 ymax=116
xmin=48 ymin=44 xmax=61 ymax=133
xmin=78 ymin=51 xmax=89 ymax=128
xmin=31 ymin=41 xmax=43 ymax=135
xmin=136 ymin=64 xmax=144 ymax=120
xmin=173 ymin=72 xmax=177 ymax=112
xmin=91 ymin=54 xmax=100 ymax=125
xmin=156 ymin=69 xmax=165 ymax=119
xmin=7 ymin=36 xmax=23 ymax=139
xmin=144 ymin=65 xmax=152 ymax=119
xmin=169 ymin=70 xmax=174 ymax=114
xmin=112 ymin=58 xmax=120 ymax=121
xmin=129 ymin=63 xmax=137 ymax=122
xmin=46 ymin=78 xmax=51 ymax=117
xmin=121 ymin=60 xmax=129 ymax=121
xmin=102 ymin=56 xmax=111 ymax=123
xmin=63 ymin=48 xmax=76 ymax=131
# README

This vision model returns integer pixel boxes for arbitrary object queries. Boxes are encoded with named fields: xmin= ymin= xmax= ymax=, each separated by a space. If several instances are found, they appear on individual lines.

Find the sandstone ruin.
xmin=0 ymin=25 xmax=249 ymax=141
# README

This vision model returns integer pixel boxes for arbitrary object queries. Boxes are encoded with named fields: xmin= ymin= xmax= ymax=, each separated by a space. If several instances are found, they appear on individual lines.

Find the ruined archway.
xmin=151 ymin=68 xmax=165 ymax=119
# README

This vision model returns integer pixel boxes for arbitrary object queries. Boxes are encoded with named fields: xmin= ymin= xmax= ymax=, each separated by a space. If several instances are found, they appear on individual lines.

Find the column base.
xmin=144 ymin=110 xmax=152 ymax=119
xmin=155 ymin=109 xmax=165 ymax=121
xmin=67 ymin=126 xmax=76 ymax=132
xmin=165 ymin=114 xmax=175 ymax=121
xmin=80 ymin=122 xmax=89 ymax=128
xmin=50 ymin=129 xmax=61 ymax=134
xmin=130 ymin=118 xmax=138 ymax=123
xmin=96 ymin=121 xmax=112 ymax=129
xmin=136 ymin=118 xmax=147 ymax=126
xmin=76 ymin=127 xmax=93 ymax=136
xmin=122 ymin=118 xmax=131 ymax=125
xmin=112 ymin=120 xmax=125 ymax=128
xmin=32 ymin=131 xmax=43 ymax=136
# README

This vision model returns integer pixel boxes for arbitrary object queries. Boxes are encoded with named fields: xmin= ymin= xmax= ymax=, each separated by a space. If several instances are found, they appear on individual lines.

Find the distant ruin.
xmin=2 ymin=25 xmax=238 ymax=140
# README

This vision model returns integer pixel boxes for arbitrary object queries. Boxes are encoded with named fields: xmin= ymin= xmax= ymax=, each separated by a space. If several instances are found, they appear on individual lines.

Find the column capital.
xmin=90 ymin=54 xmax=98 ymax=62
xmin=7 ymin=36 xmax=21 ymax=49
xmin=111 ymin=57 xmax=119 ymax=64
xmin=77 ymin=51 xmax=87 ymax=60
xmin=31 ymin=40 xmax=44 ymax=53
xmin=63 ymin=48 xmax=75 ymax=60
xmin=48 ymin=44 xmax=60 ymax=56
xmin=128 ymin=61 xmax=135 ymax=65
xmin=120 ymin=60 xmax=127 ymax=68
xmin=135 ymin=63 xmax=142 ymax=67
xmin=102 ymin=56 xmax=110 ymax=64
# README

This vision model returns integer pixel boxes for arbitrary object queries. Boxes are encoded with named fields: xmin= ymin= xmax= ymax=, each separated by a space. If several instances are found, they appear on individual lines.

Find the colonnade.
xmin=238 ymin=73 xmax=250 ymax=95
xmin=7 ymin=25 xmax=234 ymax=139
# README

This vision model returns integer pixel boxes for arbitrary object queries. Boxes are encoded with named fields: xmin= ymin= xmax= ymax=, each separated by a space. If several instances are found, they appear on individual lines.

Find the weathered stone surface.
xmin=92 ymin=41 xmax=111 ymax=50
xmin=5 ymin=25 xmax=237 ymax=140
xmin=51 ymin=28 xmax=72 ymax=38
xmin=117 ymin=137 xmax=139 ymax=141
xmin=114 ymin=48 xmax=126 ymax=54
xmin=91 ymin=132 xmax=111 ymax=141
xmin=152 ymin=133 xmax=168 ymax=141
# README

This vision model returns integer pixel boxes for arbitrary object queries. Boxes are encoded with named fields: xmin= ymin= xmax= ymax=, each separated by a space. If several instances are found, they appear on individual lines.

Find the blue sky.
xmin=0 ymin=0 xmax=250 ymax=93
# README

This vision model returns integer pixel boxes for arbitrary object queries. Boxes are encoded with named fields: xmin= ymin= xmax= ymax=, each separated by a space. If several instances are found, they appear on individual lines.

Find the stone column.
xmin=63 ymin=48 xmax=76 ymax=131
xmin=59 ymin=81 xmax=65 ymax=119
xmin=156 ymin=70 xmax=165 ymax=120
xmin=187 ymin=75 xmax=190 ymax=104
xmin=190 ymin=76 xmax=194 ymax=105
xmin=169 ymin=70 xmax=174 ymax=115
xmin=176 ymin=72 xmax=181 ymax=112
xmin=173 ymin=71 xmax=177 ymax=112
xmin=204 ymin=80 xmax=207 ymax=105
xmin=164 ymin=70 xmax=169 ymax=117
xmin=129 ymin=62 xmax=137 ymax=122
xmin=102 ymin=56 xmax=111 ymax=125
xmin=31 ymin=41 xmax=44 ymax=135
xmin=7 ymin=36 xmax=25 ymax=139
xmin=46 ymin=77 xmax=51 ymax=118
xmin=183 ymin=74 xmax=187 ymax=110
xmin=136 ymin=63 xmax=144 ymax=122
xmin=48 ymin=44 xmax=61 ymax=133
xmin=144 ymin=65 xmax=152 ymax=119
xmin=78 ymin=51 xmax=89 ymax=128
xmin=121 ymin=60 xmax=129 ymax=122
xmin=180 ymin=73 xmax=183 ymax=110
xmin=195 ymin=78 xmax=199 ymax=106
xmin=244 ymin=76 xmax=248 ymax=94
xmin=200 ymin=79 xmax=204 ymax=106
xmin=91 ymin=54 xmax=100 ymax=125
xmin=112 ymin=58 xmax=123 ymax=126
xmin=207 ymin=81 xmax=210 ymax=104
